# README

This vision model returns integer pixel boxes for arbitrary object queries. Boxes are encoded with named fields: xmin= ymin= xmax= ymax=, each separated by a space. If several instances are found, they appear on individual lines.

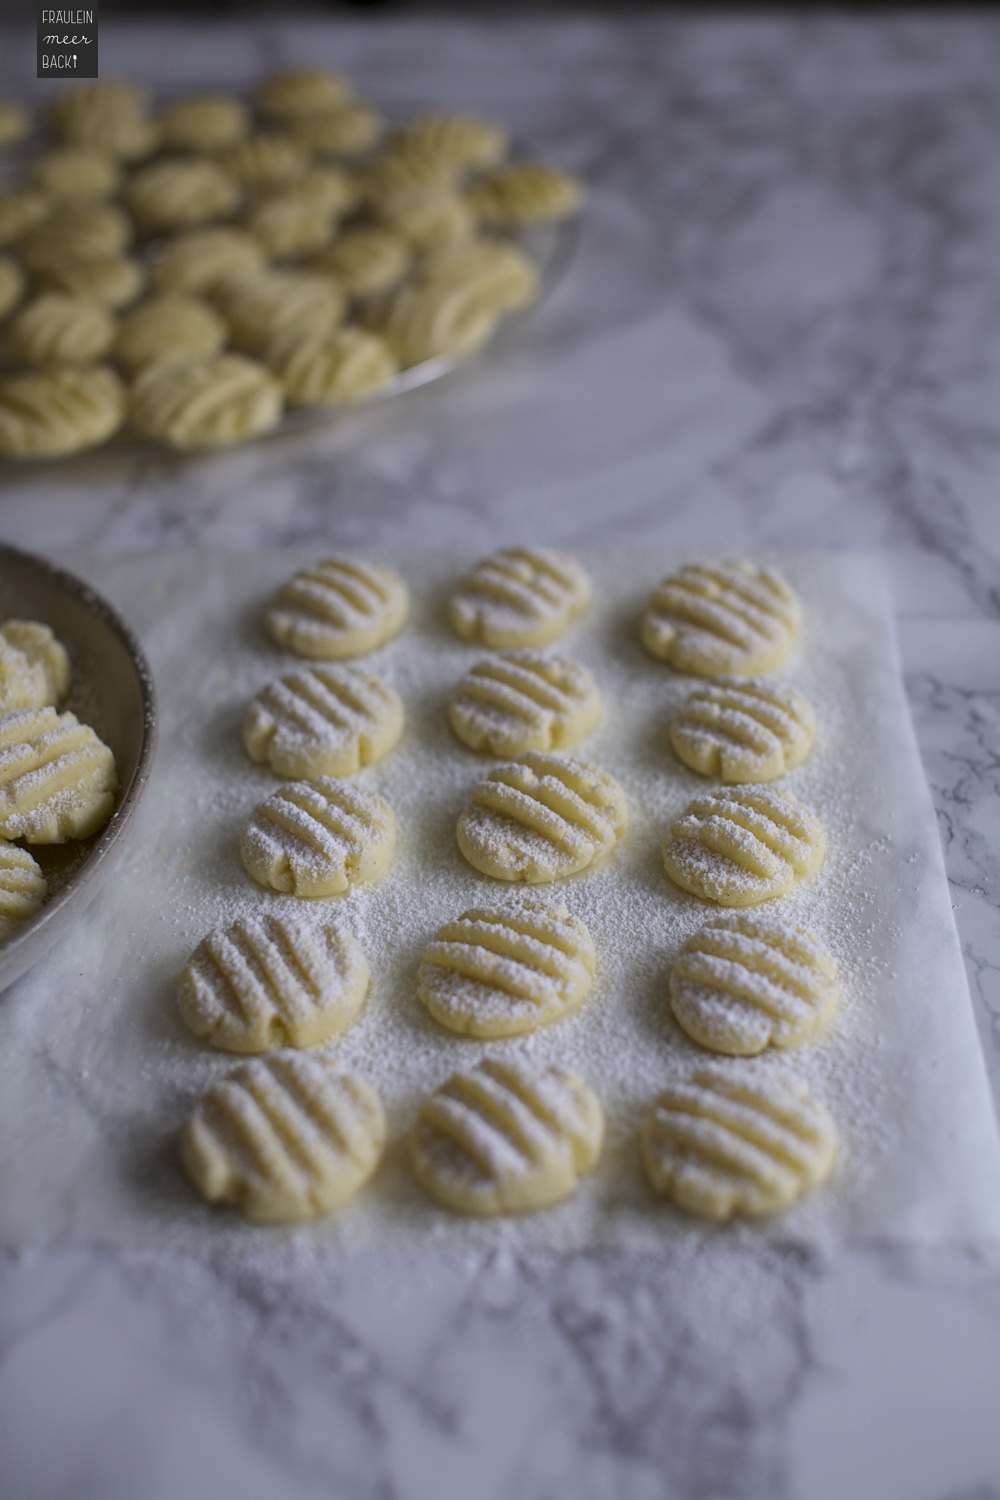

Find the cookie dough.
xmin=243 ymin=662 xmax=403 ymax=779
xmin=221 ymin=270 xmax=345 ymax=356
xmin=128 ymin=354 xmax=282 ymax=450
xmin=449 ymin=547 xmax=591 ymax=649
xmin=669 ymin=678 xmax=815 ymax=782
xmin=642 ymin=561 xmax=801 ymax=676
xmin=290 ymin=103 xmax=382 ymax=159
xmin=0 ymin=842 xmax=46 ymax=943
xmin=395 ymin=113 xmax=507 ymax=172
xmin=126 ymin=158 xmax=240 ymax=233
xmin=0 ymin=256 xmax=25 ymax=320
xmin=669 ymin=912 xmax=839 ymax=1055
xmin=410 ymin=1057 xmax=603 ymax=1215
xmin=449 ymin=651 xmax=600 ymax=756
xmin=0 ymin=620 xmax=71 ymax=711
xmin=457 ymin=751 xmax=627 ymax=883
xmin=0 ymin=706 xmax=118 ymax=842
xmin=379 ymin=194 xmax=475 ymax=253
xmin=268 ymin=326 xmax=398 ymax=409
xmin=255 ymin=68 xmax=354 ymax=122
xmin=241 ymin=777 xmax=396 ymax=898
xmin=181 ymin=1054 xmax=385 ymax=1223
xmin=159 ymin=94 xmax=249 ymax=154
xmin=114 ymin=295 xmax=227 ymax=374
xmin=6 ymin=293 xmax=117 ymax=367
xmin=18 ymin=203 xmax=131 ymax=272
xmin=415 ymin=238 xmax=538 ymax=313
xmin=0 ymin=189 xmax=50 ymax=249
xmin=662 ymin=786 xmax=825 ymax=907
xmin=376 ymin=280 xmax=498 ymax=367
xmin=33 ymin=147 xmax=120 ymax=203
xmin=308 ymin=227 xmax=411 ymax=298
xmin=0 ymin=100 xmax=30 ymax=148
xmin=467 ymin=162 xmax=583 ymax=224
xmin=36 ymin=256 xmax=146 ymax=310
xmin=219 ymin=134 xmax=308 ymax=191
xmin=0 ymin=365 xmax=124 ymax=458
xmin=178 ymin=912 xmax=369 ymax=1053
xmin=418 ymin=897 xmax=596 ymax=1038
xmin=265 ymin=556 xmax=408 ymax=660
xmin=641 ymin=1061 xmax=837 ymax=1218
xmin=151 ymin=227 xmax=266 ymax=296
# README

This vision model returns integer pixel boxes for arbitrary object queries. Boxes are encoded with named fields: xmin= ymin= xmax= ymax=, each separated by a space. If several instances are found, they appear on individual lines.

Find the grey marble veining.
xmin=1 ymin=13 xmax=1000 ymax=1500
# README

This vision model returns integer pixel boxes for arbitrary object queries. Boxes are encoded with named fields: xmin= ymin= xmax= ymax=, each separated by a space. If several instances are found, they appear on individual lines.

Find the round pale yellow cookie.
xmin=358 ymin=146 xmax=458 ymax=212
xmin=6 ymin=293 xmax=117 ymax=367
xmin=33 ymin=147 xmax=120 ymax=202
xmin=0 ymin=100 xmax=30 ymax=148
xmin=152 ymin=226 xmax=266 ymax=297
xmin=379 ymin=193 xmax=476 ymax=253
xmin=269 ymin=166 xmax=357 ymax=217
xmin=468 ymin=162 xmax=583 ymax=224
xmin=219 ymin=134 xmax=308 ymax=190
xmin=641 ymin=1061 xmax=837 ymax=1219
xmin=395 ymin=113 xmax=508 ymax=172
xmin=0 ymin=189 xmax=51 ymax=249
xmin=265 ymin=556 xmax=408 ymax=660
xmin=178 ymin=911 xmax=369 ymax=1053
xmin=0 ymin=256 xmax=25 ymax=320
xmin=114 ymin=295 xmax=227 ymax=375
xmin=289 ymin=102 xmax=382 ymax=158
xmin=241 ymin=777 xmax=396 ymax=898
xmin=269 ymin=326 xmax=398 ymax=408
xmin=244 ymin=193 xmax=337 ymax=258
xmin=220 ymin=270 xmax=346 ymax=356
xmin=0 ymin=620 xmax=71 ymax=711
xmin=418 ymin=897 xmax=596 ymax=1038
xmin=669 ymin=912 xmax=839 ymax=1056
xmin=662 ymin=786 xmax=825 ymax=907
xmin=457 ymin=751 xmax=627 ymax=883
xmin=126 ymin=158 xmax=240 ymax=233
xmin=256 ymin=68 xmax=354 ymax=122
xmin=36 ymin=256 xmax=146 ymax=310
xmin=18 ymin=203 xmax=131 ymax=272
xmin=414 ymin=237 xmax=538 ymax=314
xmin=159 ymin=94 xmax=249 ymax=154
xmin=450 ymin=547 xmax=591 ymax=649
xmin=0 ymin=364 xmax=124 ymax=459
xmin=181 ymin=1053 xmax=385 ymax=1223
xmin=243 ymin=661 xmax=403 ymax=779
xmin=670 ymin=678 xmax=815 ymax=783
xmin=375 ymin=280 xmax=498 ymax=367
xmin=449 ymin=651 xmax=600 ymax=756
xmin=410 ymin=1057 xmax=603 ymax=1216
xmin=308 ymin=227 xmax=411 ymax=298
xmin=49 ymin=82 xmax=157 ymax=160
xmin=128 ymin=354 xmax=282 ymax=451
xmin=642 ymin=561 xmax=801 ymax=676
xmin=0 ymin=842 xmax=46 ymax=943
xmin=0 ymin=706 xmax=118 ymax=842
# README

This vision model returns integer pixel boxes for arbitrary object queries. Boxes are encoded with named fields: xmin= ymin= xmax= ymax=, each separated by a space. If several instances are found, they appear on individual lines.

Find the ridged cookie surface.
xmin=265 ymin=556 xmax=408 ymax=659
xmin=243 ymin=662 xmax=403 ymax=779
xmin=449 ymin=651 xmax=600 ymax=756
xmin=670 ymin=678 xmax=815 ymax=782
xmin=0 ymin=842 xmax=47 ymax=942
xmin=449 ymin=548 xmax=591 ymax=649
xmin=0 ymin=621 xmax=71 ymax=712
xmin=241 ymin=777 xmax=396 ymax=898
xmin=642 ymin=561 xmax=800 ymax=676
xmin=662 ymin=786 xmax=824 ymax=907
xmin=0 ymin=706 xmax=118 ymax=842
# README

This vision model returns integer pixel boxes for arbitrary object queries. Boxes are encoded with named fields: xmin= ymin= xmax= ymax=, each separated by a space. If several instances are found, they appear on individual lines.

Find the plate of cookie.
xmin=0 ymin=69 xmax=583 ymax=461
xmin=0 ymin=542 xmax=157 ymax=992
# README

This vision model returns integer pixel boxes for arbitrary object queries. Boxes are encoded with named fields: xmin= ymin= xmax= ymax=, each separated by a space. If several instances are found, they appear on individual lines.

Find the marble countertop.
xmin=2 ymin=12 xmax=1000 ymax=1498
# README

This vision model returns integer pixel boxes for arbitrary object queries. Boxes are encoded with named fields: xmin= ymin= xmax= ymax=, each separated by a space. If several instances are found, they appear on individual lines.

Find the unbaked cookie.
xmin=0 ymin=256 xmax=25 ymax=320
xmin=662 ymin=786 xmax=825 ymax=907
xmin=159 ymin=94 xmax=249 ymax=154
xmin=0 ymin=365 xmax=124 ymax=458
xmin=114 ymin=295 xmax=227 ymax=374
xmin=669 ymin=913 xmax=839 ymax=1055
xmin=265 ymin=556 xmax=408 ymax=659
xmin=178 ymin=912 xmax=369 ymax=1052
xmin=0 ymin=620 xmax=71 ymax=711
xmin=414 ymin=238 xmax=538 ymax=313
xmin=152 ymin=227 xmax=266 ymax=296
xmin=219 ymin=134 xmax=308 ymax=191
xmin=0 ymin=100 xmax=30 ymax=148
xmin=33 ymin=147 xmax=120 ymax=203
xmin=126 ymin=158 xmax=240 ymax=233
xmin=243 ymin=662 xmax=403 ymax=779
xmin=0 ymin=706 xmax=118 ymax=842
xmin=467 ymin=162 xmax=583 ymax=224
xmin=418 ymin=897 xmax=596 ymax=1038
xmin=449 ymin=547 xmax=591 ymax=648
xmin=378 ymin=193 xmax=476 ymax=253
xmin=410 ymin=1057 xmax=603 ymax=1216
xmin=376 ymin=281 xmax=498 ymax=367
xmin=221 ymin=270 xmax=346 ymax=356
xmin=358 ymin=146 xmax=457 ymax=211
xmin=181 ymin=1053 xmax=385 ymax=1223
xmin=0 ymin=189 xmax=50 ymax=249
xmin=642 ymin=561 xmax=800 ymax=676
xmin=18 ymin=203 xmax=132 ymax=272
xmin=308 ymin=227 xmax=411 ymax=298
xmin=255 ymin=68 xmax=354 ymax=122
xmin=395 ymin=113 xmax=507 ymax=172
xmin=641 ymin=1061 xmax=837 ymax=1218
xmin=244 ymin=192 xmax=337 ymax=259
xmin=36 ymin=256 xmax=146 ymax=310
xmin=670 ymin=678 xmax=815 ymax=782
xmin=241 ymin=777 xmax=396 ymax=898
xmin=269 ymin=327 xmax=398 ymax=409
xmin=449 ymin=651 xmax=600 ymax=756
xmin=457 ymin=751 xmax=627 ymax=883
xmin=0 ymin=843 xmax=47 ymax=943
xmin=290 ymin=103 xmax=383 ymax=159
xmin=6 ymin=293 xmax=117 ymax=366
xmin=128 ymin=354 xmax=282 ymax=450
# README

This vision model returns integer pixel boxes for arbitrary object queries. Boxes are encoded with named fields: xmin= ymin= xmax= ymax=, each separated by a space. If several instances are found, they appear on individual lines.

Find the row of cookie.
xmin=0 ymin=618 xmax=120 ymax=942
xmin=181 ymin=1047 xmax=836 ymax=1225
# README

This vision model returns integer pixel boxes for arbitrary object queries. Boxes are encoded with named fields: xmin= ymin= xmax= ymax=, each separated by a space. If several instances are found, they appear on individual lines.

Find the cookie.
xmin=378 ymin=194 xmax=475 ymax=253
xmin=414 ymin=238 xmax=538 ymax=313
xmin=6 ymin=293 xmax=117 ymax=367
xmin=240 ymin=777 xmax=396 ymax=898
xmin=243 ymin=662 xmax=403 ymax=779
xmin=36 ymin=256 xmax=146 ymax=310
xmin=0 ymin=620 xmax=71 ymax=711
xmin=641 ymin=1062 xmax=837 ymax=1218
xmin=394 ymin=113 xmax=507 ymax=172
xmin=669 ymin=679 xmax=815 ymax=782
xmin=418 ymin=897 xmax=596 ymax=1038
xmin=0 ymin=256 xmax=25 ymax=320
xmin=269 ymin=326 xmax=397 ymax=409
xmin=0 ymin=843 xmax=47 ymax=943
xmin=308 ymin=227 xmax=411 ymax=298
xmin=376 ymin=280 xmax=498 ymax=367
xmin=220 ymin=270 xmax=345 ymax=356
xmin=265 ymin=556 xmax=408 ymax=660
xmin=128 ymin=354 xmax=282 ymax=450
xmin=18 ymin=203 xmax=132 ymax=272
xmin=411 ymin=1057 xmax=603 ymax=1215
xmin=669 ymin=913 xmax=839 ymax=1055
xmin=33 ymin=147 xmax=120 ymax=203
xmin=219 ymin=134 xmax=308 ymax=191
xmin=114 ymin=295 xmax=227 ymax=375
xmin=126 ymin=158 xmax=240 ymax=233
xmin=159 ymin=94 xmax=249 ymax=154
xmin=181 ymin=1054 xmax=385 ymax=1223
xmin=289 ymin=103 xmax=382 ymax=159
xmin=0 ymin=189 xmax=50 ymax=249
xmin=449 ymin=651 xmax=600 ymax=756
xmin=178 ymin=912 xmax=368 ymax=1052
xmin=662 ymin=786 xmax=825 ymax=907
xmin=0 ymin=706 xmax=118 ymax=843
xmin=0 ymin=100 xmax=30 ymax=148
xmin=151 ymin=227 xmax=266 ymax=297
xmin=255 ymin=68 xmax=354 ymax=122
xmin=457 ymin=751 xmax=627 ymax=883
xmin=467 ymin=162 xmax=583 ymax=224
xmin=449 ymin=547 xmax=591 ymax=649
xmin=642 ymin=561 xmax=800 ymax=676
xmin=0 ymin=365 xmax=124 ymax=458
xmin=358 ymin=146 xmax=458 ymax=211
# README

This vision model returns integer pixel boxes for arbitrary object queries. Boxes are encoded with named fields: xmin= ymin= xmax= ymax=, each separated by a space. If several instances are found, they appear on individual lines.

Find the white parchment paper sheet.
xmin=1 ymin=550 xmax=998 ymax=1254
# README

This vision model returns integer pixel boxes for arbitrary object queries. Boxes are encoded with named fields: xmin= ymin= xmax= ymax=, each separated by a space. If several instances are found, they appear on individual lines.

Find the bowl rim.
xmin=0 ymin=541 xmax=158 ymax=988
